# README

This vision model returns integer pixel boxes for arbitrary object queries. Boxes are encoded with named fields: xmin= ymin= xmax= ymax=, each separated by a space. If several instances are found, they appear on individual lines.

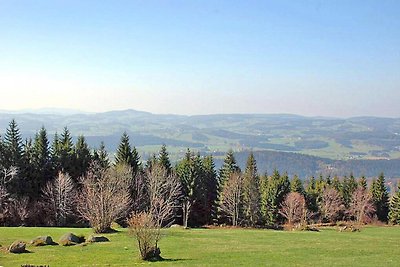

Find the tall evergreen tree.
xmin=305 ymin=176 xmax=318 ymax=213
xmin=219 ymin=150 xmax=240 ymax=186
xmin=201 ymin=155 xmax=218 ymax=224
xmin=74 ymin=135 xmax=92 ymax=178
xmin=4 ymin=119 xmax=23 ymax=167
xmin=370 ymin=173 xmax=389 ymax=222
xmin=176 ymin=149 xmax=201 ymax=227
xmin=242 ymin=152 xmax=261 ymax=226
xmin=358 ymin=176 xmax=367 ymax=190
xmin=388 ymin=184 xmax=400 ymax=225
xmin=94 ymin=141 xmax=110 ymax=169
xmin=290 ymin=175 xmax=305 ymax=195
xmin=20 ymin=138 xmax=36 ymax=196
xmin=51 ymin=132 xmax=62 ymax=173
xmin=158 ymin=144 xmax=172 ymax=175
xmin=30 ymin=127 xmax=52 ymax=197
xmin=58 ymin=127 xmax=75 ymax=176
xmin=115 ymin=132 xmax=141 ymax=174
xmin=261 ymin=170 xmax=290 ymax=226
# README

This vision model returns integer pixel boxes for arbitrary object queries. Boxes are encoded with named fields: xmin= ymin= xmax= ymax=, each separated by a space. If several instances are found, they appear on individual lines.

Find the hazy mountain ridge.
xmin=0 ymin=109 xmax=400 ymax=178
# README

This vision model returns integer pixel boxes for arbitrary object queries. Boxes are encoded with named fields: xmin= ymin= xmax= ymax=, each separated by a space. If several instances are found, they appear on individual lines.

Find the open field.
xmin=1 ymin=226 xmax=400 ymax=266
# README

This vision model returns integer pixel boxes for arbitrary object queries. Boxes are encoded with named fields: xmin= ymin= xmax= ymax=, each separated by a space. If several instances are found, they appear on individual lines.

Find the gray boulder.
xmin=30 ymin=236 xmax=56 ymax=246
xmin=59 ymin=233 xmax=82 ymax=246
xmin=87 ymin=235 xmax=110 ymax=243
xmin=9 ymin=241 xmax=27 ymax=253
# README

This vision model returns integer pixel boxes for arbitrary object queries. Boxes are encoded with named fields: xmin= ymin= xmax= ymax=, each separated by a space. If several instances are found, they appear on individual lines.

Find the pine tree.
xmin=158 ymin=144 xmax=172 ymax=175
xmin=290 ymin=175 xmax=304 ymax=195
xmin=358 ymin=176 xmax=367 ymax=190
xmin=305 ymin=176 xmax=318 ymax=213
xmin=176 ymin=149 xmax=201 ymax=227
xmin=74 ymin=135 xmax=92 ymax=178
xmin=51 ymin=132 xmax=62 ymax=173
xmin=115 ymin=132 xmax=140 ymax=174
xmin=219 ymin=150 xmax=240 ymax=186
xmin=202 ymin=155 xmax=218 ymax=224
xmin=388 ymin=184 xmax=400 ymax=225
xmin=371 ymin=173 xmax=389 ymax=222
xmin=242 ymin=152 xmax=261 ymax=226
xmin=30 ymin=127 xmax=52 ymax=198
xmin=20 ymin=138 xmax=36 ymax=196
xmin=4 ymin=119 xmax=23 ymax=167
xmin=261 ymin=169 xmax=290 ymax=226
xmin=94 ymin=141 xmax=110 ymax=169
xmin=59 ymin=127 xmax=75 ymax=176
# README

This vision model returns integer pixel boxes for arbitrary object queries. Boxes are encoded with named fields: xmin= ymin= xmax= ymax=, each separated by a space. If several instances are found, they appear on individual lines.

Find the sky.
xmin=0 ymin=0 xmax=399 ymax=117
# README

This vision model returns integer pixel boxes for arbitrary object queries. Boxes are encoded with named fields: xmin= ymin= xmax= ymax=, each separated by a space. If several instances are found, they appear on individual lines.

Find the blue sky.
xmin=0 ymin=1 xmax=399 ymax=117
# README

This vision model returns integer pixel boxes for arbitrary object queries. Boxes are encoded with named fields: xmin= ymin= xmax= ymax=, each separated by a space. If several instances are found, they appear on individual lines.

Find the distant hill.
xmin=0 ymin=109 xmax=399 ymax=178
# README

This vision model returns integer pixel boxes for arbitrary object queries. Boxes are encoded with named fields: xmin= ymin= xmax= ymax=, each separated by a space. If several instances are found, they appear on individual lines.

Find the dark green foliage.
xmin=358 ymin=176 xmax=367 ymax=190
xmin=201 ymin=155 xmax=218 ymax=224
xmin=261 ymin=170 xmax=290 ymax=226
xmin=115 ymin=132 xmax=141 ymax=174
xmin=340 ymin=174 xmax=358 ymax=207
xmin=242 ymin=152 xmax=261 ymax=226
xmin=388 ymin=184 xmax=400 ymax=225
xmin=58 ymin=127 xmax=75 ymax=177
xmin=371 ymin=173 xmax=389 ymax=222
xmin=176 ymin=149 xmax=202 ymax=227
xmin=219 ymin=150 xmax=240 ymax=186
xmin=93 ymin=141 xmax=110 ymax=169
xmin=74 ymin=135 xmax=92 ymax=178
xmin=3 ymin=119 xmax=23 ymax=167
xmin=290 ymin=175 xmax=304 ymax=195
xmin=158 ymin=144 xmax=172 ymax=175
xmin=305 ymin=176 xmax=318 ymax=213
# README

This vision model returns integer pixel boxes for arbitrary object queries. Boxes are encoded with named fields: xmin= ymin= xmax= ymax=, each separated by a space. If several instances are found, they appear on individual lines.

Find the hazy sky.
xmin=0 ymin=1 xmax=399 ymax=117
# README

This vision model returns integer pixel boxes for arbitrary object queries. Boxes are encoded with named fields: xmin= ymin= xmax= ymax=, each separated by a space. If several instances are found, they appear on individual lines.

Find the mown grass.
xmin=1 ymin=226 xmax=399 ymax=266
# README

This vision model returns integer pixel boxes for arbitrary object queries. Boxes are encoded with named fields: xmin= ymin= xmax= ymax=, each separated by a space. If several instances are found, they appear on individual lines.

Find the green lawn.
xmin=1 ymin=226 xmax=399 ymax=266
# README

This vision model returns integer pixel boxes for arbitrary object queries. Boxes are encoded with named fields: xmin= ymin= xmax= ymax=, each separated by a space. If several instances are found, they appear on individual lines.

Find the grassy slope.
xmin=0 ymin=226 xmax=399 ymax=266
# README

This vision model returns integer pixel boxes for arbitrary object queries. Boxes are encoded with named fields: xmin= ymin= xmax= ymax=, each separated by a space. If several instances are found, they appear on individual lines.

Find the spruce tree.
xmin=388 ymin=184 xmax=400 ymax=225
xmin=219 ymin=150 xmax=240 ymax=186
xmin=158 ymin=144 xmax=172 ymax=175
xmin=20 ymin=138 xmax=36 ymax=196
xmin=261 ymin=169 xmax=290 ymax=226
xmin=115 ymin=132 xmax=140 ymax=174
xmin=242 ymin=152 xmax=261 ymax=226
xmin=305 ymin=176 xmax=318 ymax=213
xmin=4 ymin=119 xmax=23 ymax=167
xmin=31 ymin=127 xmax=52 ymax=197
xmin=358 ymin=176 xmax=367 ymax=190
xmin=202 ymin=155 xmax=218 ymax=224
xmin=371 ymin=173 xmax=389 ymax=222
xmin=59 ymin=127 xmax=75 ymax=176
xmin=74 ymin=135 xmax=92 ymax=178
xmin=290 ymin=175 xmax=304 ymax=195
xmin=94 ymin=141 xmax=110 ymax=169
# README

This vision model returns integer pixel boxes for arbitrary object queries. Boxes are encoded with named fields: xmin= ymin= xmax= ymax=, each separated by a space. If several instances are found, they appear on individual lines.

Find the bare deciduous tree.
xmin=348 ymin=188 xmax=376 ymax=225
xmin=42 ymin=172 xmax=75 ymax=226
xmin=146 ymin=163 xmax=181 ymax=227
xmin=0 ymin=167 xmax=18 ymax=224
xmin=78 ymin=163 xmax=132 ymax=233
xmin=10 ymin=197 xmax=30 ymax=226
xmin=320 ymin=187 xmax=344 ymax=223
xmin=129 ymin=163 xmax=181 ymax=261
xmin=219 ymin=172 xmax=243 ymax=226
xmin=279 ymin=192 xmax=306 ymax=225
xmin=128 ymin=212 xmax=162 ymax=260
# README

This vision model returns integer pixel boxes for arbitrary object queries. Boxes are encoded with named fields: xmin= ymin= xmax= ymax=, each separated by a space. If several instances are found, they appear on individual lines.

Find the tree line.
xmin=0 ymin=119 xmax=400 ymax=229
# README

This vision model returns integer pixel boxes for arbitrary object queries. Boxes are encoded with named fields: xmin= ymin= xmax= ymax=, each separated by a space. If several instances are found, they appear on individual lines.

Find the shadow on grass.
xmin=146 ymin=257 xmax=191 ymax=263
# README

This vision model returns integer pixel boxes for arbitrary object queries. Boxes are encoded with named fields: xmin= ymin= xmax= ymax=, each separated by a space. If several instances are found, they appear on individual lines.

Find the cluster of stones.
xmin=7 ymin=233 xmax=109 ymax=254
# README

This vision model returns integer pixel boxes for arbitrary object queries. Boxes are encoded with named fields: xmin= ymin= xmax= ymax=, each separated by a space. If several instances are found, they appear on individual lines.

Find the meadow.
xmin=1 ymin=226 xmax=399 ymax=266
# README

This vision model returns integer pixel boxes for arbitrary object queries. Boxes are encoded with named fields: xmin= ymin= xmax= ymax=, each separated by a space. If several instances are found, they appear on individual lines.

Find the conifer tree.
xmin=370 ymin=173 xmax=389 ymax=222
xmin=58 ymin=127 xmax=75 ymax=176
xmin=115 ymin=132 xmax=140 ymax=174
xmin=358 ymin=176 xmax=367 ymax=190
xmin=74 ymin=135 xmax=92 ymax=178
xmin=388 ymin=184 xmax=400 ymax=225
xmin=158 ymin=144 xmax=172 ymax=175
xmin=305 ymin=176 xmax=318 ymax=213
xmin=176 ymin=149 xmax=201 ymax=227
xmin=51 ymin=132 xmax=62 ymax=173
xmin=94 ymin=141 xmax=110 ymax=169
xmin=20 ymin=138 xmax=36 ymax=196
xmin=290 ymin=175 xmax=304 ymax=195
xmin=261 ymin=170 xmax=290 ymax=226
xmin=201 ymin=155 xmax=218 ymax=224
xmin=219 ymin=150 xmax=240 ymax=187
xmin=242 ymin=152 xmax=261 ymax=226
xmin=4 ymin=119 xmax=23 ymax=167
